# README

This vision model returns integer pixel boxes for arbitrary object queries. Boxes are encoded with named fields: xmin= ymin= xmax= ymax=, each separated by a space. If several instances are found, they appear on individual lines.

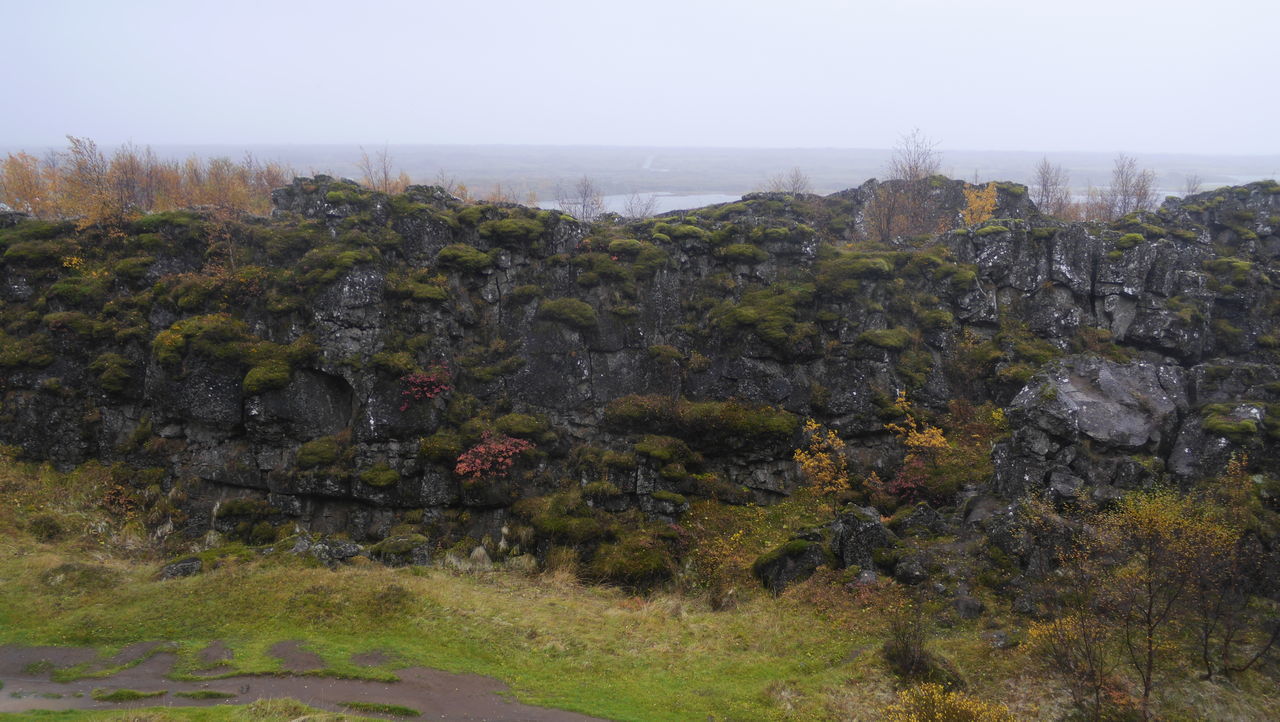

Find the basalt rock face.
xmin=994 ymin=356 xmax=1189 ymax=500
xmin=2 ymin=175 xmax=1279 ymax=548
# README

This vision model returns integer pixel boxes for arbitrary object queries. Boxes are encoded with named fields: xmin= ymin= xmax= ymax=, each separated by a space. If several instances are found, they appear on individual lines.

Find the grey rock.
xmin=893 ymin=555 xmax=928 ymax=585
xmin=1048 ymin=470 xmax=1084 ymax=500
xmin=830 ymin=506 xmax=894 ymax=569
xmin=159 ymin=557 xmax=202 ymax=579
xmin=995 ymin=356 xmax=1188 ymax=496
xmin=753 ymin=539 xmax=828 ymax=594
xmin=310 ymin=539 xmax=362 ymax=565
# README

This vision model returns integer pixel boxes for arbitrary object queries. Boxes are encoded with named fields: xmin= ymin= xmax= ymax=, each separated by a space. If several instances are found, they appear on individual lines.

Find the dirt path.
xmin=0 ymin=643 xmax=608 ymax=721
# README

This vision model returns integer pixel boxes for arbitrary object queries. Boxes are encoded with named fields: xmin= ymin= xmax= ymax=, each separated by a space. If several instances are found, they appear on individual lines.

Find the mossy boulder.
xmin=369 ymin=534 xmax=430 ymax=566
xmin=751 ymin=538 xmax=829 ymax=594
xmin=830 ymin=506 xmax=894 ymax=569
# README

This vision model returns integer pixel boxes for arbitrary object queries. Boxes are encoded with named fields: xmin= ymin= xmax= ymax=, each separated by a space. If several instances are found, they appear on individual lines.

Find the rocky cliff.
xmin=2 ymin=175 xmax=1278 ymax=571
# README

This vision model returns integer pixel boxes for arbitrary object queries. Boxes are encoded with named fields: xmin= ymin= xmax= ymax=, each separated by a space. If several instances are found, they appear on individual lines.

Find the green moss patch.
xmin=605 ymin=395 xmax=798 ymax=451
xmin=0 ymin=331 xmax=54 ymax=369
xmin=858 ymin=328 xmax=913 ymax=351
xmin=297 ymin=434 xmax=351 ymax=470
xmin=711 ymin=282 xmax=816 ymax=349
xmin=243 ymin=358 xmax=293 ymax=395
xmin=340 ymin=701 xmax=421 ymax=717
xmin=538 ymin=298 xmax=598 ymax=330
xmin=513 ymin=491 xmax=607 ymax=544
xmin=436 ymin=243 xmax=493 ymax=273
xmin=359 ymin=463 xmax=400 ymax=487
xmin=175 ymin=689 xmax=237 ymax=699
xmin=1202 ymin=404 xmax=1261 ymax=443
xmin=479 ymin=217 xmax=545 ymax=246
xmin=91 ymin=687 xmax=167 ymax=702
xmin=89 ymin=352 xmax=133 ymax=393
xmin=586 ymin=530 xmax=676 ymax=589
xmin=716 ymin=243 xmax=769 ymax=264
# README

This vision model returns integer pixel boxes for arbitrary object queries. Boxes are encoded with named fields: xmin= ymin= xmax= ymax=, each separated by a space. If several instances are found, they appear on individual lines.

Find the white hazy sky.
xmin=3 ymin=0 xmax=1276 ymax=153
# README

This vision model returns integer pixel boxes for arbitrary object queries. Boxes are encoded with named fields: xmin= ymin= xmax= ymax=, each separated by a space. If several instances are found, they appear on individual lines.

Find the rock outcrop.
xmin=2 ymin=174 xmax=1278 ymax=557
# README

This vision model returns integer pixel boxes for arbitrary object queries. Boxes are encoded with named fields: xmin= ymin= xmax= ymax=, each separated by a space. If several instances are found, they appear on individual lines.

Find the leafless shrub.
xmin=1032 ymin=157 xmax=1072 ymax=218
xmin=556 ymin=175 xmax=605 ymax=222
xmin=621 ymin=191 xmax=657 ymax=219
xmin=762 ymin=167 xmax=813 ymax=195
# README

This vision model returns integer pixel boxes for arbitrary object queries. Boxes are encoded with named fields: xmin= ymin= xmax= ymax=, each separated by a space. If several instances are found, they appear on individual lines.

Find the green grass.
xmin=338 ymin=701 xmax=421 ymax=717
xmin=90 ymin=688 xmax=167 ymax=702
xmin=0 ymin=552 xmax=872 ymax=720
xmin=174 ymin=690 xmax=237 ymax=699
xmin=1 ymin=459 xmax=1277 ymax=722
xmin=0 ymin=464 xmax=880 ymax=720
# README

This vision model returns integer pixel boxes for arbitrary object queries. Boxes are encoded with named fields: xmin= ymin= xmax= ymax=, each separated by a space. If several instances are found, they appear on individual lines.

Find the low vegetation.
xmin=2 ymin=456 xmax=1276 ymax=720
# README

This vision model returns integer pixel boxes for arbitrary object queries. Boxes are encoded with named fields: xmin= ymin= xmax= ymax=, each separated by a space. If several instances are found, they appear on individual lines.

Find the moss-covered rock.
xmin=297 ymin=434 xmax=349 ymax=470
xmin=751 ymin=539 xmax=829 ymax=593
xmin=538 ymin=298 xmax=597 ymax=330
xmin=585 ymin=530 xmax=674 ymax=590
xmin=436 ymin=243 xmax=492 ymax=272
xmin=858 ymin=328 xmax=913 ymax=351
xmin=359 ymin=462 xmax=400 ymax=487
xmin=243 ymin=358 xmax=292 ymax=395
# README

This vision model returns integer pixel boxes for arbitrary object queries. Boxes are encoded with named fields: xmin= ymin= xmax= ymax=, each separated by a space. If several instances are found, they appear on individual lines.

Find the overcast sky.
xmin=3 ymin=0 xmax=1276 ymax=154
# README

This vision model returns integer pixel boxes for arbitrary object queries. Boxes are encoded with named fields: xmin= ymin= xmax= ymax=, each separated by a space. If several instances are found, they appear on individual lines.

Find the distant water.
xmin=540 ymin=192 xmax=742 ymax=217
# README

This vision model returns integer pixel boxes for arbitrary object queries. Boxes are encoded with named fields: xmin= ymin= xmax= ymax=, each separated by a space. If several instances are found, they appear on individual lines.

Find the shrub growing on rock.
xmin=455 ymin=432 xmax=534 ymax=483
xmin=399 ymin=363 xmax=452 ymax=411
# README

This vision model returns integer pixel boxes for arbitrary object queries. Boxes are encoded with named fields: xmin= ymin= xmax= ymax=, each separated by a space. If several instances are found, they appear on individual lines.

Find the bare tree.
xmin=762 ymin=167 xmax=813 ymax=195
xmin=1101 ymin=153 xmax=1157 ymax=219
xmin=431 ymin=169 xmax=472 ymax=201
xmin=888 ymin=127 xmax=941 ymax=182
xmin=865 ymin=129 xmax=944 ymax=241
xmin=483 ymin=181 xmax=522 ymax=204
xmin=556 ymin=175 xmax=605 ymax=222
xmin=621 ymin=191 xmax=658 ymax=220
xmin=1032 ymin=157 xmax=1072 ymax=218
xmin=1182 ymin=173 xmax=1203 ymax=197
xmin=357 ymin=144 xmax=410 ymax=194
xmin=432 ymin=169 xmax=459 ymax=195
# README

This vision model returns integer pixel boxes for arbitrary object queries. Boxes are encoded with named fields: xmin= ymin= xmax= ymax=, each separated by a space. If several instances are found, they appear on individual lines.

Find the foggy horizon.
xmin=5 ymin=1 xmax=1277 ymax=155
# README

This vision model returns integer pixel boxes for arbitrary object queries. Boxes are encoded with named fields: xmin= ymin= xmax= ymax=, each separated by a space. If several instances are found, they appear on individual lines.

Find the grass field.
xmin=1 ymin=458 xmax=1277 ymax=721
